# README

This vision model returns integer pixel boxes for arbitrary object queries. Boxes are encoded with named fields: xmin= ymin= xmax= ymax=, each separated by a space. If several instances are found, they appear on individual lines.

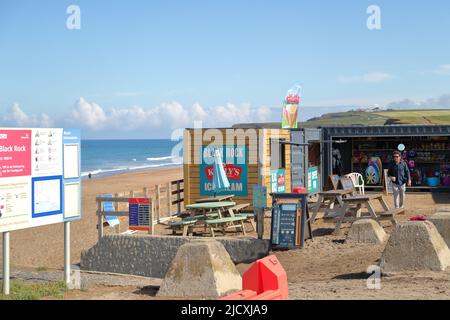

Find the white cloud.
xmin=66 ymin=98 xmax=278 ymax=133
xmin=433 ymin=64 xmax=450 ymax=75
xmin=387 ymin=94 xmax=450 ymax=109
xmin=70 ymin=97 xmax=107 ymax=130
xmin=1 ymin=103 xmax=53 ymax=127
xmin=338 ymin=72 xmax=393 ymax=84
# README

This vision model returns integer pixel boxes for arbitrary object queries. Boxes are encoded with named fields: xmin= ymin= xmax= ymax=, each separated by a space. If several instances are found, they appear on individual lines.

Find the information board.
xmin=128 ymin=198 xmax=151 ymax=231
xmin=0 ymin=128 xmax=81 ymax=232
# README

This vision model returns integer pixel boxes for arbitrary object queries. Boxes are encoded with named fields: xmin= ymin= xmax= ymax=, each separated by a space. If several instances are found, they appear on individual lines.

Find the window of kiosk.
xmin=270 ymin=138 xmax=286 ymax=170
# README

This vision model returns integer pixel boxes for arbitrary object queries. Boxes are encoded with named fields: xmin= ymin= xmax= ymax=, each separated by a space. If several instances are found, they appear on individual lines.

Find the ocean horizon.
xmin=81 ymin=139 xmax=183 ymax=178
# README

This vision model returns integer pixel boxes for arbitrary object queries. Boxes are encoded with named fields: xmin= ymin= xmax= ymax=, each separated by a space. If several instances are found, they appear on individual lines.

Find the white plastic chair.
xmin=346 ymin=172 xmax=365 ymax=195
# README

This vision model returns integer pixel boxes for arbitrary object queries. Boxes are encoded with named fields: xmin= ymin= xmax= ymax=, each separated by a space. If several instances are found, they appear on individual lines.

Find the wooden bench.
xmin=376 ymin=208 xmax=405 ymax=226
xmin=168 ymin=219 xmax=198 ymax=236
xmin=205 ymin=216 xmax=247 ymax=237
xmin=227 ymin=203 xmax=255 ymax=231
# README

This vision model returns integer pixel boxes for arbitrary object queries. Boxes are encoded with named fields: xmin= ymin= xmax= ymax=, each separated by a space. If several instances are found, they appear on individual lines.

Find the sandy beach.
xmin=0 ymin=167 xmax=183 ymax=269
xmin=1 ymin=166 xmax=450 ymax=300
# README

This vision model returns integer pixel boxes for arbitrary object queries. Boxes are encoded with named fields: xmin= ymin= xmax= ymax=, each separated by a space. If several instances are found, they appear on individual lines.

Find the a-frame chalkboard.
xmin=325 ymin=174 xmax=340 ymax=191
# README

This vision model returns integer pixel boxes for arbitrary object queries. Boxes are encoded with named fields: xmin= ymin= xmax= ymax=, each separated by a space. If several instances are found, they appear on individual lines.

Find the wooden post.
xmin=166 ymin=182 xmax=172 ymax=217
xmin=176 ymin=180 xmax=181 ymax=214
xmin=256 ymin=208 xmax=264 ymax=240
xmin=155 ymin=184 xmax=161 ymax=222
xmin=143 ymin=187 xmax=148 ymax=197
xmin=150 ymin=198 xmax=155 ymax=235
xmin=114 ymin=192 xmax=120 ymax=234
xmin=97 ymin=200 xmax=103 ymax=241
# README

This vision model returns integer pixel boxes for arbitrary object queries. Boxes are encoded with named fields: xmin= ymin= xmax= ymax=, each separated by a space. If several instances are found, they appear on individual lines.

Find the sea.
xmin=81 ymin=139 xmax=183 ymax=178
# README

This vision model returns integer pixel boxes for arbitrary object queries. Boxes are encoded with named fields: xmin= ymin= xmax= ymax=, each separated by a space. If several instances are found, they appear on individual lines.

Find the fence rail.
xmin=96 ymin=178 xmax=184 ymax=240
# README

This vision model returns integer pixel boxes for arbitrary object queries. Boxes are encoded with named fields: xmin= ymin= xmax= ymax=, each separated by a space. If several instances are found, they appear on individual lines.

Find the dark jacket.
xmin=388 ymin=160 xmax=411 ymax=186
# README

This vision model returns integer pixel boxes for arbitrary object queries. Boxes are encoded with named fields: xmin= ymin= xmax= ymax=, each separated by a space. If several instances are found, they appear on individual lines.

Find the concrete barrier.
xmin=80 ymin=235 xmax=270 ymax=278
xmin=157 ymin=239 xmax=242 ymax=298
xmin=380 ymin=221 xmax=450 ymax=272
xmin=346 ymin=219 xmax=387 ymax=244
xmin=428 ymin=212 xmax=450 ymax=248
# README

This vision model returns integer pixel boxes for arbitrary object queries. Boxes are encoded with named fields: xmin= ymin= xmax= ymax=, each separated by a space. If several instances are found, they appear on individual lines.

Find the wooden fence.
xmin=96 ymin=179 xmax=184 ymax=239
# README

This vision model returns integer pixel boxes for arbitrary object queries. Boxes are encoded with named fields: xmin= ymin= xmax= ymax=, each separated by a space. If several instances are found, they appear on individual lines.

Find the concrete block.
xmin=436 ymin=206 xmax=450 ymax=213
xmin=380 ymin=221 xmax=450 ymax=272
xmin=428 ymin=212 xmax=450 ymax=248
xmin=346 ymin=219 xmax=387 ymax=244
xmin=157 ymin=239 xmax=242 ymax=298
xmin=80 ymin=235 xmax=269 ymax=278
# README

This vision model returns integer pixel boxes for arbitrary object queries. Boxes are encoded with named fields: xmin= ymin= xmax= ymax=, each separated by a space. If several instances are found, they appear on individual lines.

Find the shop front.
xmin=322 ymin=125 xmax=450 ymax=191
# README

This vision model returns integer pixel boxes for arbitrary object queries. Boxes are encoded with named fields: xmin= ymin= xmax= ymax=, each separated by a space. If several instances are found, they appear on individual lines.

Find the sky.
xmin=1 ymin=0 xmax=450 ymax=138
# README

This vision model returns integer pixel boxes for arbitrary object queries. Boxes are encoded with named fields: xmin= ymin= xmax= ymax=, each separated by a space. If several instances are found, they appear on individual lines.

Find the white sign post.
xmin=2 ymin=231 xmax=10 ymax=295
xmin=0 ymin=128 xmax=81 ymax=294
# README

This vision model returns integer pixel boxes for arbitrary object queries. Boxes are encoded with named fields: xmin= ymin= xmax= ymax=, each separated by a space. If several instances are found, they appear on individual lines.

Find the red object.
xmin=128 ymin=198 xmax=149 ymax=205
xmin=286 ymin=95 xmax=300 ymax=103
xmin=205 ymin=164 xmax=242 ymax=180
xmin=277 ymin=172 xmax=285 ymax=186
xmin=409 ymin=216 xmax=428 ymax=221
xmin=0 ymin=129 xmax=31 ymax=178
xmin=220 ymin=255 xmax=288 ymax=300
xmin=293 ymin=186 xmax=307 ymax=194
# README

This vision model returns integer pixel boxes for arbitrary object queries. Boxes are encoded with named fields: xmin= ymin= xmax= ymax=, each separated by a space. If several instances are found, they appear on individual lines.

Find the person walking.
xmin=388 ymin=150 xmax=411 ymax=209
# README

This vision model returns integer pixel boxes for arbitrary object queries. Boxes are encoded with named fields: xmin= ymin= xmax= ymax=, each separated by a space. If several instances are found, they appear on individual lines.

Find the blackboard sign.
xmin=272 ymin=203 xmax=297 ymax=247
xmin=270 ymin=193 xmax=312 ymax=249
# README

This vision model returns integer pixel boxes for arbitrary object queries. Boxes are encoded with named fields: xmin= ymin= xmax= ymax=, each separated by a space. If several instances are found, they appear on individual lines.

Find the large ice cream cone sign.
xmin=281 ymin=84 xmax=302 ymax=129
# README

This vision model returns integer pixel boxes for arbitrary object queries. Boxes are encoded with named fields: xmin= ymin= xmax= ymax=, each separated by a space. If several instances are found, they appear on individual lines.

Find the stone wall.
xmin=80 ymin=235 xmax=270 ymax=278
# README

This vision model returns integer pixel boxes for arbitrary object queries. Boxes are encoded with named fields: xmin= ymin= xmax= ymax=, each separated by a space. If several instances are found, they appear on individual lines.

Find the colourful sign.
xmin=270 ymin=169 xmax=286 ymax=193
xmin=0 ymin=127 xmax=82 ymax=233
xmin=0 ymin=129 xmax=32 ymax=178
xmin=200 ymin=145 xmax=248 ymax=196
xmin=307 ymin=167 xmax=319 ymax=193
xmin=281 ymin=85 xmax=301 ymax=129
xmin=128 ymin=198 xmax=151 ymax=231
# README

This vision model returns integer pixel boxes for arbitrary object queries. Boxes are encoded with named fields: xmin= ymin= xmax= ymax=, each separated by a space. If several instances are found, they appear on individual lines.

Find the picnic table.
xmin=171 ymin=201 xmax=252 ymax=237
xmin=309 ymin=189 xmax=354 ymax=222
xmin=185 ymin=201 xmax=236 ymax=219
xmin=332 ymin=194 xmax=404 ymax=234
xmin=195 ymin=194 xmax=234 ymax=203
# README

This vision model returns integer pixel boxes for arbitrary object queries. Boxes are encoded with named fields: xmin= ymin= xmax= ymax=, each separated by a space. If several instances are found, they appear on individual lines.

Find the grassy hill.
xmin=234 ymin=109 xmax=450 ymax=129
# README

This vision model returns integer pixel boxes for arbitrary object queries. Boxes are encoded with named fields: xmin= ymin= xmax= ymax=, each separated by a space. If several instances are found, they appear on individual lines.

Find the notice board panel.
xmin=129 ymin=198 xmax=151 ymax=231
xmin=0 ymin=127 xmax=82 ymax=232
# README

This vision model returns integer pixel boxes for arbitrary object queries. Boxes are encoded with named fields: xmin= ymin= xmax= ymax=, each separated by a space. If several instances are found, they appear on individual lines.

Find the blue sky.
xmin=1 ymin=0 xmax=450 ymax=138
